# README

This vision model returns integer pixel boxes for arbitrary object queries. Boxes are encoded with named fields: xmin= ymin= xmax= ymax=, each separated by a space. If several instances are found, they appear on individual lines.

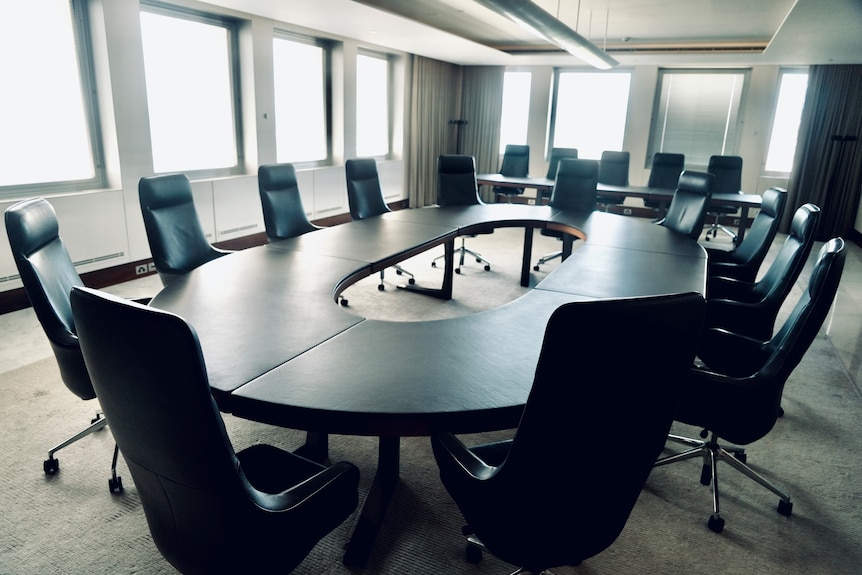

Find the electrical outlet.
xmin=135 ymin=265 xmax=148 ymax=275
xmin=623 ymin=208 xmax=632 ymax=216
xmin=147 ymin=262 xmax=157 ymax=272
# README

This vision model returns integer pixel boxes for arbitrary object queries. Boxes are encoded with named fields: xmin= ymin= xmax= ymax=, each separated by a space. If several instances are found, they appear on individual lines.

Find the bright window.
xmin=0 ymin=0 xmax=102 ymax=192
xmin=356 ymin=52 xmax=390 ymax=158
xmin=764 ymin=71 xmax=809 ymax=173
xmin=648 ymin=70 xmax=747 ymax=167
xmin=550 ymin=71 xmax=631 ymax=160
xmin=273 ymin=34 xmax=329 ymax=164
xmin=140 ymin=6 xmax=240 ymax=175
xmin=499 ymin=72 xmax=532 ymax=154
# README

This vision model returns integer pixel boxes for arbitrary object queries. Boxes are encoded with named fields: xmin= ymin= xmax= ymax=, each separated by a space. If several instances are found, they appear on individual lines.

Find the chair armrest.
xmin=431 ymin=431 xmax=498 ymax=481
xmin=697 ymin=327 xmax=770 ymax=377
xmin=253 ymin=460 xmax=359 ymax=513
xmin=706 ymin=298 xmax=775 ymax=341
xmin=707 ymin=276 xmax=759 ymax=302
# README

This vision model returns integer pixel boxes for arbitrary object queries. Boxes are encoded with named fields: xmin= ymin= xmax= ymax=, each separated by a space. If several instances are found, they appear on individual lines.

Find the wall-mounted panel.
xmin=190 ymin=180 xmax=217 ymax=243
xmin=313 ymin=166 xmax=348 ymax=218
xmin=212 ymin=176 xmax=264 ymax=242
xmin=378 ymin=160 xmax=405 ymax=202
xmin=294 ymin=169 xmax=316 ymax=220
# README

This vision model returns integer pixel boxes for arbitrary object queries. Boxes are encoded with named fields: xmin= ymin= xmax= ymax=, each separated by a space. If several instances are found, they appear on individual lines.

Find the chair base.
xmin=533 ymin=250 xmax=561 ymax=271
xmin=463 ymin=530 xmax=556 ymax=575
xmin=379 ymin=265 xmax=415 ymax=290
xmin=655 ymin=432 xmax=792 ymax=533
xmin=44 ymin=412 xmax=124 ymax=494
xmin=432 ymin=237 xmax=491 ymax=274
xmin=704 ymin=216 xmax=738 ymax=244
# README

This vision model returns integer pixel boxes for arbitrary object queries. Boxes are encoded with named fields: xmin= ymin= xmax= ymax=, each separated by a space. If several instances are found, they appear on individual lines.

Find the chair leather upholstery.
xmin=705 ymin=203 xmax=820 ymax=341
xmin=647 ymin=153 xmax=685 ymax=189
xmin=708 ymin=155 xmax=743 ymax=196
xmin=71 ymin=286 xmax=360 ymax=575
xmin=258 ymin=163 xmax=319 ymax=240
xmin=139 ymin=173 xmax=230 ymax=285
xmin=345 ymin=158 xmax=390 ymax=220
xmin=547 ymin=158 xmax=599 ymax=212
xmin=598 ymin=150 xmax=630 ymax=207
xmin=437 ymin=154 xmax=482 ymax=207
xmin=658 ymin=170 xmax=714 ymax=239
xmin=494 ymin=144 xmax=530 ymax=198
xmin=706 ymin=187 xmax=788 ymax=283
xmin=545 ymin=147 xmax=579 ymax=179
xmin=431 ymin=293 xmax=705 ymax=573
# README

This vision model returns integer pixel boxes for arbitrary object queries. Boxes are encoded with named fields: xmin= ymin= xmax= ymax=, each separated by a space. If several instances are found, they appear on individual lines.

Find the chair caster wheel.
xmin=465 ymin=543 xmax=483 ymax=563
xmin=777 ymin=499 xmax=793 ymax=516
xmin=700 ymin=464 xmax=712 ymax=486
xmin=707 ymin=515 xmax=725 ymax=533
xmin=340 ymin=298 xmax=349 ymax=307
xmin=109 ymin=476 xmax=124 ymax=494
xmin=484 ymin=265 xmax=491 ymax=271
xmin=475 ymin=258 xmax=482 ymax=263
xmin=431 ymin=262 xmax=437 ymax=268
xmin=378 ymin=284 xmax=385 ymax=291
xmin=533 ymin=265 xmax=540 ymax=271
xmin=408 ymin=278 xmax=415 ymax=285
xmin=455 ymin=268 xmax=461 ymax=274
xmin=396 ymin=270 xmax=403 ymax=275
xmin=44 ymin=458 xmax=59 ymax=475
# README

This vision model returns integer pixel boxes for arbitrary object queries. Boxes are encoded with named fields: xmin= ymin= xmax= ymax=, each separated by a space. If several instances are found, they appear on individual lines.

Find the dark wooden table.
xmin=150 ymin=206 xmax=707 ymax=567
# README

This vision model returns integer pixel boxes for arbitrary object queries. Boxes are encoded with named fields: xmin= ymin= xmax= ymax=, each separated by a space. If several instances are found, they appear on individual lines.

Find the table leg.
xmin=736 ymin=206 xmax=750 ymax=244
xmin=520 ymin=227 xmax=534 ymax=287
xmin=294 ymin=431 xmax=328 ymax=462
xmin=398 ymin=238 xmax=454 ymax=300
xmin=342 ymin=436 xmax=401 ymax=567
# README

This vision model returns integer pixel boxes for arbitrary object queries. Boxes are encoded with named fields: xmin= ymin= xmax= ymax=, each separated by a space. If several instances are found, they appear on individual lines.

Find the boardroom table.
xmin=476 ymin=172 xmax=763 ymax=244
xmin=149 ymin=204 xmax=707 ymax=567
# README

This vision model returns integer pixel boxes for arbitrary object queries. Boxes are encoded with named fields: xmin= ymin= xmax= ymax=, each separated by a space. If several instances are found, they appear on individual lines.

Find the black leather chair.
xmin=533 ymin=158 xmax=598 ymax=271
xmin=706 ymin=187 xmax=788 ymax=283
xmin=655 ymin=238 xmax=846 ymax=534
xmin=493 ymin=144 xmax=530 ymax=202
xmin=704 ymin=203 xmax=820 ymax=342
xmin=70 ymin=286 xmax=360 ymax=575
xmin=657 ymin=170 xmax=714 ymax=240
xmin=257 ymin=163 xmax=320 ymax=240
xmin=597 ymin=150 xmax=630 ymax=211
xmin=540 ymin=147 xmax=578 ymax=202
xmin=4 ymin=198 xmax=126 ymax=492
xmin=432 ymin=293 xmax=706 ymax=573
xmin=345 ymin=157 xmax=414 ymax=290
xmin=644 ymin=152 xmax=685 ymax=213
xmin=431 ymin=154 xmax=492 ymax=273
xmin=703 ymin=155 xmax=744 ymax=243
xmin=138 ymin=173 xmax=231 ymax=286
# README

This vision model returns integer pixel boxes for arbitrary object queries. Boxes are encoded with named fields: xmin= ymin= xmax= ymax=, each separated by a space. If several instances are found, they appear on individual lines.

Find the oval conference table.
xmin=149 ymin=204 xmax=708 ymax=567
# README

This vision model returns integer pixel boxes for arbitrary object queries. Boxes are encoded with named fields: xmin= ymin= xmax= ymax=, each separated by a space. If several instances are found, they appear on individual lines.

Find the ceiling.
xmin=206 ymin=0 xmax=862 ymax=67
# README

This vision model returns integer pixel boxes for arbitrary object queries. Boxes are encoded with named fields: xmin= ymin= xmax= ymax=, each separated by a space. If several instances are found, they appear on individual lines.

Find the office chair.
xmin=656 ymin=238 xmax=846 ymax=534
xmin=706 ymin=187 xmax=788 ymax=283
xmin=493 ymin=144 xmax=530 ymax=202
xmin=4 ymin=198 xmax=127 ymax=493
xmin=540 ymin=147 xmax=578 ymax=203
xmin=345 ymin=157 xmax=415 ymax=290
xmin=432 ymin=293 xmax=705 ymax=573
xmin=70 ymin=286 xmax=360 ymax=575
xmin=138 ymin=173 xmax=231 ymax=286
xmin=644 ymin=152 xmax=685 ymax=213
xmin=705 ymin=203 xmax=820 ymax=342
xmin=431 ymin=154 xmax=492 ymax=273
xmin=597 ymin=150 xmax=630 ymax=211
xmin=257 ymin=163 xmax=320 ymax=240
xmin=657 ymin=170 xmax=714 ymax=240
xmin=533 ymin=158 xmax=598 ymax=271
xmin=703 ymin=155 xmax=743 ymax=243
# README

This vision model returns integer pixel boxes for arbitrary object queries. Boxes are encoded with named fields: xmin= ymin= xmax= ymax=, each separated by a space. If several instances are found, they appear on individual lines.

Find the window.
xmin=764 ymin=71 xmax=809 ymax=173
xmin=356 ymin=52 xmax=391 ymax=158
xmin=499 ymin=71 xmax=532 ymax=153
xmin=549 ymin=71 xmax=631 ymax=160
xmin=0 ymin=0 xmax=103 ymax=193
xmin=648 ymin=70 xmax=747 ymax=167
xmin=140 ymin=5 xmax=241 ymax=175
xmin=273 ymin=33 xmax=330 ymax=164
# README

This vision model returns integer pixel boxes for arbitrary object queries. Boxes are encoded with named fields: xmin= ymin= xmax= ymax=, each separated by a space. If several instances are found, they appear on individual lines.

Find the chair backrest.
xmin=4 ymin=198 xmax=93 ymax=400
xmin=139 ymin=173 xmax=226 ymax=283
xmin=660 ymin=170 xmax=714 ymax=239
xmin=499 ymin=144 xmax=530 ymax=177
xmin=598 ymin=150 xmax=630 ymax=186
xmin=257 ymin=163 xmax=318 ymax=240
xmin=548 ymin=158 xmax=598 ymax=212
xmin=448 ymin=293 xmax=705 ymax=570
xmin=437 ymin=155 xmax=482 ymax=207
xmin=345 ymin=158 xmax=390 ymax=220
xmin=647 ymin=153 xmax=685 ymax=189
xmin=725 ymin=187 xmax=788 ymax=270
xmin=707 ymin=155 xmax=743 ymax=195
xmin=546 ymin=147 xmax=579 ymax=179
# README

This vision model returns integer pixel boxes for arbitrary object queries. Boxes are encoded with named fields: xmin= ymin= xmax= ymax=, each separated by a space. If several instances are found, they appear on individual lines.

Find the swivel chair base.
xmin=462 ymin=526 xmax=558 ymax=575
xmin=655 ymin=431 xmax=792 ymax=533
xmin=432 ymin=237 xmax=491 ymax=274
xmin=704 ymin=214 xmax=738 ymax=244
xmin=533 ymin=250 xmax=561 ymax=271
xmin=378 ymin=266 xmax=415 ymax=291
xmin=43 ymin=412 xmax=124 ymax=494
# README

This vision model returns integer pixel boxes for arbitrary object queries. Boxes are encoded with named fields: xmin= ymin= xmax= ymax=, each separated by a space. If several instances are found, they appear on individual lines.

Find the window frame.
xmin=139 ymin=1 xmax=244 ymax=178
xmin=0 ymin=0 xmax=107 ymax=198
xmin=355 ymin=48 xmax=394 ymax=160
xmin=763 ymin=68 xmax=809 ymax=176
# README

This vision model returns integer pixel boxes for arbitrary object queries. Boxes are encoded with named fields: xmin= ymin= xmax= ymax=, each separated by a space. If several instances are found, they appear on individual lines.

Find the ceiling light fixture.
xmin=473 ymin=0 xmax=618 ymax=69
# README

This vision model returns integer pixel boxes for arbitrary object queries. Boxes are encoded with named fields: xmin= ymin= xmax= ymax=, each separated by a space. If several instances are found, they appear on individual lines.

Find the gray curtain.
xmin=406 ymin=56 xmax=462 ymax=207
xmin=459 ymin=67 xmax=505 ymax=202
xmin=785 ymin=65 xmax=862 ymax=240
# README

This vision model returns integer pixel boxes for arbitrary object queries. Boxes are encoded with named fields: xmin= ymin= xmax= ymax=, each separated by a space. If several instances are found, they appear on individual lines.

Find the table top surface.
xmin=150 ymin=205 xmax=707 ymax=436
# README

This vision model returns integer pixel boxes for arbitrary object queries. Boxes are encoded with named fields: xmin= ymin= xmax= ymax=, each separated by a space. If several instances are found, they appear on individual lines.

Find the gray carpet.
xmin=2 ymin=228 xmax=861 ymax=574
